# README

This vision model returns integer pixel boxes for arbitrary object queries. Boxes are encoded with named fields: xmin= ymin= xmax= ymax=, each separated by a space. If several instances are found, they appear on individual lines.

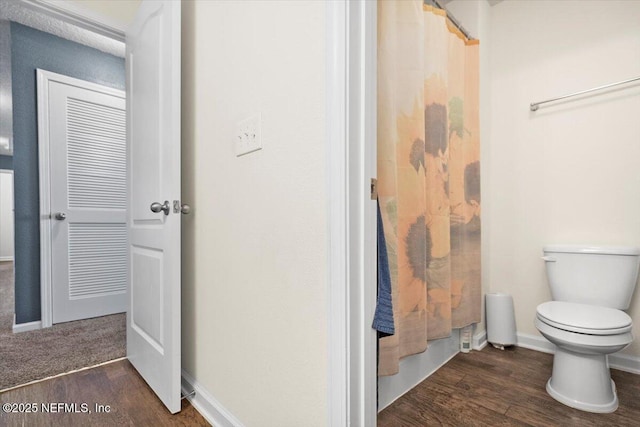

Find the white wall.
xmin=489 ymin=0 xmax=640 ymax=356
xmin=180 ymin=1 xmax=327 ymax=426
xmin=0 ymin=170 xmax=13 ymax=261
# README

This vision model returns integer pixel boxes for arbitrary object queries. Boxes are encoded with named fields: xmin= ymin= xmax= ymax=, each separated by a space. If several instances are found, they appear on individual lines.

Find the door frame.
xmin=36 ymin=69 xmax=127 ymax=328
xmin=326 ymin=0 xmax=378 ymax=425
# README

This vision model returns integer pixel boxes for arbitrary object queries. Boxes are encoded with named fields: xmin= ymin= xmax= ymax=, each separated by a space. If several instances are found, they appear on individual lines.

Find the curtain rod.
xmin=530 ymin=76 xmax=640 ymax=111
xmin=425 ymin=0 xmax=474 ymax=41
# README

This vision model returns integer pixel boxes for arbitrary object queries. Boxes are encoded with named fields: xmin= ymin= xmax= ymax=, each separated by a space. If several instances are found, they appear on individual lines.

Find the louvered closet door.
xmin=48 ymin=77 xmax=127 ymax=324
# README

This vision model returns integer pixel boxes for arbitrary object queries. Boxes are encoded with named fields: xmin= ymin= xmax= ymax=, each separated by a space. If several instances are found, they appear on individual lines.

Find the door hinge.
xmin=370 ymin=178 xmax=378 ymax=200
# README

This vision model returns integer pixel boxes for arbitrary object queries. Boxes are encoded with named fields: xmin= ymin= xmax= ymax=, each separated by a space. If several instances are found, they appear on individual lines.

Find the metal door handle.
xmin=150 ymin=201 xmax=170 ymax=215
xmin=54 ymin=212 xmax=66 ymax=220
xmin=180 ymin=204 xmax=191 ymax=215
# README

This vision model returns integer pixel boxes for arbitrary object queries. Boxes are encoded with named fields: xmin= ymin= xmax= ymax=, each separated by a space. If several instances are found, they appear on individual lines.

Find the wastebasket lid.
xmin=536 ymin=301 xmax=632 ymax=335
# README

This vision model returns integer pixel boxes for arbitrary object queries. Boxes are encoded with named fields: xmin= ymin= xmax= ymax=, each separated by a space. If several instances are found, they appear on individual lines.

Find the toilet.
xmin=535 ymin=245 xmax=640 ymax=413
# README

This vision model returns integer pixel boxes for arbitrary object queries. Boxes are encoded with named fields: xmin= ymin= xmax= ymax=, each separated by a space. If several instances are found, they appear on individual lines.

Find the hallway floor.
xmin=0 ymin=261 xmax=126 ymax=390
xmin=0 ymin=359 xmax=209 ymax=426
xmin=378 ymin=346 xmax=640 ymax=426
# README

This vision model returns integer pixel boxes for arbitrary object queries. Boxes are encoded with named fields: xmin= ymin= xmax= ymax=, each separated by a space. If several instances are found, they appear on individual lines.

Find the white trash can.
xmin=485 ymin=293 xmax=517 ymax=350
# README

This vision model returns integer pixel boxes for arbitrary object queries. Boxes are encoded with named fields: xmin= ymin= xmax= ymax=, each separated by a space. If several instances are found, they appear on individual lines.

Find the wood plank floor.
xmin=0 ymin=360 xmax=209 ymax=426
xmin=378 ymin=346 xmax=640 ymax=427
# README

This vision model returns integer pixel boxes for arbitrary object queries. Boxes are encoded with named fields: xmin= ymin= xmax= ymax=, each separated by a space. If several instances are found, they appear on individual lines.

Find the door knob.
xmin=54 ymin=212 xmax=66 ymax=220
xmin=150 ymin=201 xmax=170 ymax=215
xmin=180 ymin=204 xmax=191 ymax=215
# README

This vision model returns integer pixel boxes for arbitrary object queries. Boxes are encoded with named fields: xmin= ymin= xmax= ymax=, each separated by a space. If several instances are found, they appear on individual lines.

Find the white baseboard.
xmin=181 ymin=370 xmax=245 ymax=427
xmin=472 ymin=329 xmax=488 ymax=351
xmin=609 ymin=352 xmax=640 ymax=375
xmin=516 ymin=332 xmax=640 ymax=375
xmin=12 ymin=316 xmax=42 ymax=333
xmin=516 ymin=332 xmax=555 ymax=354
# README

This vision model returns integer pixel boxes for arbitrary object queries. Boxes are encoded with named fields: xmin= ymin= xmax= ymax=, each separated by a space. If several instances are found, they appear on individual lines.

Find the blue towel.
xmin=372 ymin=201 xmax=395 ymax=335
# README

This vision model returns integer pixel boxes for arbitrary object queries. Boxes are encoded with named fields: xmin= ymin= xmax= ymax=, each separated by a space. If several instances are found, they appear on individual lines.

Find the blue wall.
xmin=0 ymin=155 xmax=12 ymax=170
xmin=11 ymin=22 xmax=125 ymax=324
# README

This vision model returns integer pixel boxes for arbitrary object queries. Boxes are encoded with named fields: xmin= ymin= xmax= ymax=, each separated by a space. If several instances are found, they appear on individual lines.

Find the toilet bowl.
xmin=535 ymin=245 xmax=640 ymax=413
xmin=535 ymin=301 xmax=633 ymax=413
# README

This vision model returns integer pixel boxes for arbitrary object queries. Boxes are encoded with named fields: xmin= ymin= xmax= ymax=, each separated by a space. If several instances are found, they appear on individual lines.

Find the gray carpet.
xmin=0 ymin=261 xmax=126 ymax=391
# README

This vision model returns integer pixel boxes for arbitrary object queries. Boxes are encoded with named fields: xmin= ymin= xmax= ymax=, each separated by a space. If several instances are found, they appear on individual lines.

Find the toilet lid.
xmin=536 ymin=301 xmax=632 ymax=335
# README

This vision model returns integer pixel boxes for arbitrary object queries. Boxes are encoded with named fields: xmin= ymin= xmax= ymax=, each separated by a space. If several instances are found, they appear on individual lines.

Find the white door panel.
xmin=39 ymin=70 xmax=127 ymax=324
xmin=126 ymin=0 xmax=181 ymax=414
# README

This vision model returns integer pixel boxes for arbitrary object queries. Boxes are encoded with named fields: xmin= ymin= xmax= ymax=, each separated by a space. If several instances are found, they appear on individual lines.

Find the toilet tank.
xmin=543 ymin=245 xmax=640 ymax=309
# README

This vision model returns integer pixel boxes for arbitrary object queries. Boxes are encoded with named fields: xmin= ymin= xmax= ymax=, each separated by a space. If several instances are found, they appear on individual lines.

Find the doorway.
xmin=1 ymin=2 xmax=184 ymax=415
xmin=0 ymin=17 xmax=127 ymax=391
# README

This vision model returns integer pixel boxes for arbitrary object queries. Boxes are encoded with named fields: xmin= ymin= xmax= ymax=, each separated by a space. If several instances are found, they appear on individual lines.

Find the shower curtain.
xmin=377 ymin=0 xmax=481 ymax=376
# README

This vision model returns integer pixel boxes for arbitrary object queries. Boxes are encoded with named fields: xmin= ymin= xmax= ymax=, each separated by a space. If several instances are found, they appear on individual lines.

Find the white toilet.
xmin=535 ymin=245 xmax=640 ymax=413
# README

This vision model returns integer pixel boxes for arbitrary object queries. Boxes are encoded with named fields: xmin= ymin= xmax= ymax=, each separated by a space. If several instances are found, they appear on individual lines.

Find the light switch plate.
xmin=235 ymin=113 xmax=262 ymax=156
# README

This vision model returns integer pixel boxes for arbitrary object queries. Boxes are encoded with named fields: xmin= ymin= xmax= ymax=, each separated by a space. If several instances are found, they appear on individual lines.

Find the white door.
xmin=126 ymin=0 xmax=182 ymax=414
xmin=38 ymin=70 xmax=127 ymax=324
xmin=0 ymin=170 xmax=14 ymax=262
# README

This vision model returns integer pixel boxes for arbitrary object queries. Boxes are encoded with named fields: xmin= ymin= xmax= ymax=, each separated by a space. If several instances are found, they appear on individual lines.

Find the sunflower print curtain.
xmin=377 ymin=0 xmax=481 ymax=376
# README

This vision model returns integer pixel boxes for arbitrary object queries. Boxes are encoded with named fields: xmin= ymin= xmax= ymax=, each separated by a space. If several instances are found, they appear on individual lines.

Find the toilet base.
xmin=546 ymin=348 xmax=618 ymax=413
xmin=547 ymin=378 xmax=618 ymax=413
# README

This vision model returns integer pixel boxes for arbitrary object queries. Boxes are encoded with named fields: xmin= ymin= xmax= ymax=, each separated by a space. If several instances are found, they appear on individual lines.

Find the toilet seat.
xmin=536 ymin=301 xmax=632 ymax=335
